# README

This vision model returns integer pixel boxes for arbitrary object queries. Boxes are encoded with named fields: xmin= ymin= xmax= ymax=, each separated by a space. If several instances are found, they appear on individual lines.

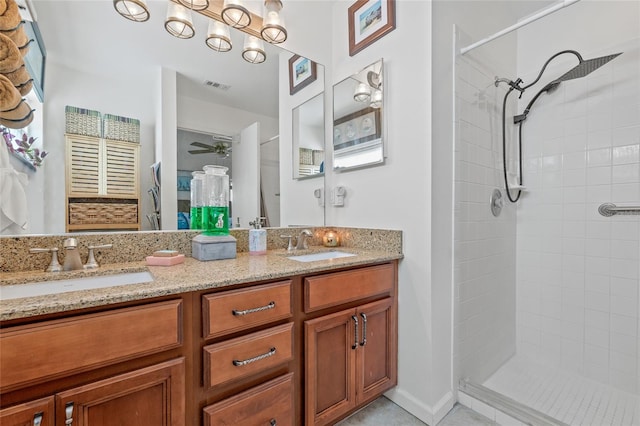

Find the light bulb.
xmin=113 ymin=0 xmax=150 ymax=22
xmin=221 ymin=0 xmax=251 ymax=29
xmin=242 ymin=35 xmax=266 ymax=64
xmin=165 ymin=2 xmax=195 ymax=39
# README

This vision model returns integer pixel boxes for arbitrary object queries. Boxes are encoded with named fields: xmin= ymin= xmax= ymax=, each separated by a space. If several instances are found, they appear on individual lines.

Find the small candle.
xmin=323 ymin=230 xmax=339 ymax=247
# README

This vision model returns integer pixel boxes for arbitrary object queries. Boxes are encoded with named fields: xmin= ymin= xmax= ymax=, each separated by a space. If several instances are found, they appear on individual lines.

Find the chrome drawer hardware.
xmin=598 ymin=203 xmax=640 ymax=217
xmin=352 ymin=315 xmax=359 ymax=350
xmin=232 ymin=301 xmax=276 ymax=316
xmin=360 ymin=313 xmax=367 ymax=346
xmin=232 ymin=347 xmax=276 ymax=366
xmin=33 ymin=412 xmax=43 ymax=426
xmin=64 ymin=402 xmax=74 ymax=425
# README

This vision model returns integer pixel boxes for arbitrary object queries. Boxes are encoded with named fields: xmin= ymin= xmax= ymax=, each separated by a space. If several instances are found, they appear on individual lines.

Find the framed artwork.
xmin=289 ymin=54 xmax=317 ymax=95
xmin=333 ymin=107 xmax=381 ymax=151
xmin=348 ymin=0 xmax=396 ymax=56
xmin=177 ymin=170 xmax=192 ymax=192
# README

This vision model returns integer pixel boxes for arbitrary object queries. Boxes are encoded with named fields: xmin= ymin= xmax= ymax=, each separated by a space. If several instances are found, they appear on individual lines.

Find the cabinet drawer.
xmin=203 ymin=280 xmax=292 ymax=339
xmin=0 ymin=299 xmax=182 ymax=392
xmin=203 ymin=323 xmax=293 ymax=389
xmin=304 ymin=263 xmax=394 ymax=313
xmin=0 ymin=396 xmax=55 ymax=426
xmin=203 ymin=373 xmax=294 ymax=426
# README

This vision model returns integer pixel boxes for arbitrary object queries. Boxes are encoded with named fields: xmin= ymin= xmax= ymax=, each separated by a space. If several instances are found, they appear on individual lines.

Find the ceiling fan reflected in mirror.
xmin=188 ymin=134 xmax=233 ymax=157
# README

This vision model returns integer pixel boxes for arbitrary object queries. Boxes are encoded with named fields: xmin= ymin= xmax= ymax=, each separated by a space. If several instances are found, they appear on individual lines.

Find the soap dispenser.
xmin=248 ymin=217 xmax=267 ymax=255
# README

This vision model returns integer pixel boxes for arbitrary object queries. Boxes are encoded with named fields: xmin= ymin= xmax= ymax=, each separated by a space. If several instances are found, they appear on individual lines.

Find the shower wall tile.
xmin=454 ymin=51 xmax=518 ymax=384
xmin=515 ymin=38 xmax=640 ymax=394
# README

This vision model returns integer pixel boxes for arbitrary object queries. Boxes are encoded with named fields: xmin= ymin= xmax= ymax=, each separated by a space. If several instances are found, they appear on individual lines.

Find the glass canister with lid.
xmin=202 ymin=165 xmax=230 ymax=236
xmin=190 ymin=171 xmax=205 ymax=230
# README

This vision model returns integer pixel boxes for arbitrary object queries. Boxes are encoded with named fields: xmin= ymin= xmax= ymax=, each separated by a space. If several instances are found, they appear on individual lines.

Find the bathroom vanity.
xmin=0 ymin=231 xmax=401 ymax=426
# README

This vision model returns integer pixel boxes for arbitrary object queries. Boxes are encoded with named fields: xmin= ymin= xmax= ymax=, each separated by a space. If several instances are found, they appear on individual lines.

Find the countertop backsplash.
xmin=0 ymin=227 xmax=402 ymax=273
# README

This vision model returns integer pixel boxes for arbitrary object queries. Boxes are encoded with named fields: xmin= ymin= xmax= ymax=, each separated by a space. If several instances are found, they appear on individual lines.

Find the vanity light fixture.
xmin=206 ymin=20 xmax=232 ymax=52
xmin=242 ymin=34 xmax=266 ymax=64
xmin=261 ymin=0 xmax=287 ymax=44
xmin=370 ymin=89 xmax=382 ymax=108
xmin=353 ymin=82 xmax=371 ymax=102
xmin=221 ymin=0 xmax=251 ymax=29
xmin=165 ymin=2 xmax=195 ymax=39
xmin=113 ymin=0 xmax=150 ymax=22
xmin=177 ymin=0 xmax=210 ymax=11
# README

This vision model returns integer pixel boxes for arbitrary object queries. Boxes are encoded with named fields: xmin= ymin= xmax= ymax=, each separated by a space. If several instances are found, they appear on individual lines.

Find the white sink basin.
xmin=0 ymin=271 xmax=154 ymax=301
xmin=287 ymin=251 xmax=356 ymax=262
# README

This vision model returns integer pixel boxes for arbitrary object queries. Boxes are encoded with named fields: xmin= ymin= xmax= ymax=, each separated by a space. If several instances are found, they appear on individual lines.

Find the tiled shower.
xmin=453 ymin=2 xmax=639 ymax=425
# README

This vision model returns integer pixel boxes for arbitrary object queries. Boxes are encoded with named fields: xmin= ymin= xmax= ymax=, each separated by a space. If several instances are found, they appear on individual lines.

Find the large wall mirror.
xmin=332 ymin=59 xmax=384 ymax=171
xmin=2 ymin=1 xmax=326 ymax=236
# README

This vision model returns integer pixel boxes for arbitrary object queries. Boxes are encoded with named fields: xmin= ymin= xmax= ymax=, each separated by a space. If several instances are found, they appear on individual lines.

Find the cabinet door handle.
xmin=33 ymin=412 xmax=43 ymax=426
xmin=64 ymin=402 xmax=74 ymax=425
xmin=232 ymin=347 xmax=276 ymax=366
xmin=232 ymin=301 xmax=275 ymax=316
xmin=270 ymin=419 xmax=277 ymax=426
xmin=352 ymin=315 xmax=359 ymax=349
xmin=360 ymin=313 xmax=367 ymax=346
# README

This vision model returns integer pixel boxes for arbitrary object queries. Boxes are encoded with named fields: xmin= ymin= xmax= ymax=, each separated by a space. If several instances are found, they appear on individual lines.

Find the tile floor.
xmin=484 ymin=354 xmax=640 ymax=426
xmin=336 ymin=397 xmax=497 ymax=425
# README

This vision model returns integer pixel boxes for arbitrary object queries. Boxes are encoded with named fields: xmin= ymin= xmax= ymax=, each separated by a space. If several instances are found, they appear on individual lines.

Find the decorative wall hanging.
xmin=288 ymin=54 xmax=317 ymax=95
xmin=348 ymin=0 xmax=396 ymax=56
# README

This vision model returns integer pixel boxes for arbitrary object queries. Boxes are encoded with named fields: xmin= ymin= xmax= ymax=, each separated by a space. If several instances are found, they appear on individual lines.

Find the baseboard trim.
xmin=385 ymin=388 xmax=454 ymax=425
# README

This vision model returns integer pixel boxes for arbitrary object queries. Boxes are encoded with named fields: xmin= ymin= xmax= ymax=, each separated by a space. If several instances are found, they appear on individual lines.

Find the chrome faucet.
xmin=295 ymin=229 xmax=313 ymax=250
xmin=62 ymin=238 xmax=84 ymax=271
xmin=280 ymin=229 xmax=313 ymax=251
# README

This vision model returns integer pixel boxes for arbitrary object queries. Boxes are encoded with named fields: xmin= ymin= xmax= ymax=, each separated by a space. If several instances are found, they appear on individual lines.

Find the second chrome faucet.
xmin=280 ymin=229 xmax=313 ymax=251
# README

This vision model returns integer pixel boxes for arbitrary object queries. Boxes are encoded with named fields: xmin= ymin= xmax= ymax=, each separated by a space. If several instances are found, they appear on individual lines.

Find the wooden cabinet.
xmin=305 ymin=299 xmax=396 ymax=425
xmin=0 ymin=396 xmax=54 ymax=426
xmin=56 ymin=358 xmax=184 ymax=426
xmin=65 ymin=134 xmax=140 ymax=232
xmin=303 ymin=263 xmax=397 ymax=425
xmin=0 ymin=300 xmax=185 ymax=426
xmin=0 ymin=260 xmax=398 ymax=426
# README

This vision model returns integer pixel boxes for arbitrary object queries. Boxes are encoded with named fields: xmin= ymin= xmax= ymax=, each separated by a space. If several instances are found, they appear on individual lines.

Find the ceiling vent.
xmin=204 ymin=80 xmax=231 ymax=91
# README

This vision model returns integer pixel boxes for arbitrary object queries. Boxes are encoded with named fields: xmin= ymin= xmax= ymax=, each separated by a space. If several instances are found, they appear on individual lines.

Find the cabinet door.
xmin=0 ymin=396 xmax=54 ymax=426
xmin=66 ymin=135 xmax=101 ymax=196
xmin=104 ymin=139 xmax=139 ymax=197
xmin=305 ymin=308 xmax=357 ymax=426
xmin=55 ymin=358 xmax=185 ymax=426
xmin=356 ymin=298 xmax=397 ymax=404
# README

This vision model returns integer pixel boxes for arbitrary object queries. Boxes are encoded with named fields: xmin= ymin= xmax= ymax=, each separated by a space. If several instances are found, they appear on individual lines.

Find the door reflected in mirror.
xmin=332 ymin=59 xmax=384 ymax=171
xmin=292 ymin=92 xmax=325 ymax=180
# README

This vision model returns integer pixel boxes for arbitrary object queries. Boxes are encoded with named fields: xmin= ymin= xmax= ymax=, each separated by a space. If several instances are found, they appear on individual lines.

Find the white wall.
xmin=279 ymin=51 xmax=326 ymax=227
xmin=515 ymin=1 xmax=640 ymax=394
xmin=42 ymin=60 xmax=158 ymax=233
xmin=325 ymin=1 xmax=448 ymax=423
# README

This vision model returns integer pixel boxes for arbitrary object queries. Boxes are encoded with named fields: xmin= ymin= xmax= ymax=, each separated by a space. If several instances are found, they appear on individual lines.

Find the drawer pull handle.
xmin=352 ymin=315 xmax=359 ymax=349
xmin=232 ymin=347 xmax=276 ymax=366
xmin=33 ymin=412 xmax=43 ymax=426
xmin=64 ymin=402 xmax=74 ymax=425
xmin=360 ymin=313 xmax=367 ymax=346
xmin=270 ymin=419 xmax=277 ymax=426
xmin=232 ymin=301 xmax=276 ymax=316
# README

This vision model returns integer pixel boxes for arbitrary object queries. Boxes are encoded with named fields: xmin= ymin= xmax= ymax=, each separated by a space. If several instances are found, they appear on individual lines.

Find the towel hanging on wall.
xmin=0 ymin=137 xmax=28 ymax=233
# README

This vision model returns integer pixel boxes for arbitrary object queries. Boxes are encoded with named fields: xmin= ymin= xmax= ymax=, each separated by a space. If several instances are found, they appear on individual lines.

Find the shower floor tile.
xmin=483 ymin=354 xmax=640 ymax=426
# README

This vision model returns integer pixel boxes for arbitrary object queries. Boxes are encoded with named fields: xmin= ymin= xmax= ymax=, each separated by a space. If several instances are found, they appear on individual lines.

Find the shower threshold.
xmin=459 ymin=379 xmax=569 ymax=426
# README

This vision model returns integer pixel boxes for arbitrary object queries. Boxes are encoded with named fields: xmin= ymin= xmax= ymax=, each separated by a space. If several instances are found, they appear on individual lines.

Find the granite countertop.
xmin=0 ymin=247 xmax=402 ymax=321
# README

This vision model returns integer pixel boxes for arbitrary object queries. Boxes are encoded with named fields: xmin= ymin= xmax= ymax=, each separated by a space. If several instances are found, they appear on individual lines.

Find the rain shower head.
xmin=552 ymin=52 xmax=622 ymax=83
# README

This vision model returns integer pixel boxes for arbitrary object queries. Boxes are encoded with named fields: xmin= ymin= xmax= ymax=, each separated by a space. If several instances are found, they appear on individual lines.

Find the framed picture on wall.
xmin=348 ymin=0 xmax=396 ymax=56
xmin=289 ymin=54 xmax=317 ymax=95
xmin=177 ymin=170 xmax=191 ymax=192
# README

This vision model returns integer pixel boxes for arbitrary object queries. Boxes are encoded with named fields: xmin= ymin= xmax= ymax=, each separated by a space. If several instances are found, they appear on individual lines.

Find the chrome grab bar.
xmin=598 ymin=203 xmax=640 ymax=217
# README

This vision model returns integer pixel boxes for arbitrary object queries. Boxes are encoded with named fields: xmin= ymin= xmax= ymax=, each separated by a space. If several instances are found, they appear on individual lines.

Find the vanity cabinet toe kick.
xmin=0 ymin=259 xmax=398 ymax=426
